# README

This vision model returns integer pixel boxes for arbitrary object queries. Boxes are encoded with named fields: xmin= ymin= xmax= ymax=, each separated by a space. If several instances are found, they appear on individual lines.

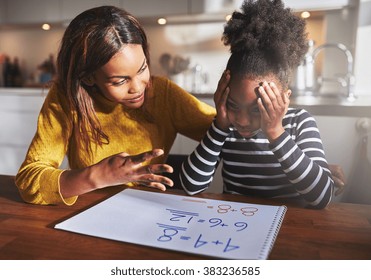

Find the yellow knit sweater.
xmin=15 ymin=76 xmax=216 ymax=205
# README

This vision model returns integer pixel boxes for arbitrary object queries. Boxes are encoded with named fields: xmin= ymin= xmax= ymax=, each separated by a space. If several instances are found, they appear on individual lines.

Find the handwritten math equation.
xmin=156 ymin=204 xmax=259 ymax=254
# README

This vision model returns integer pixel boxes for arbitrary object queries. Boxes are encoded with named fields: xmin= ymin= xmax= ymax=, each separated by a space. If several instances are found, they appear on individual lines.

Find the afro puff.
xmin=223 ymin=0 xmax=308 ymax=87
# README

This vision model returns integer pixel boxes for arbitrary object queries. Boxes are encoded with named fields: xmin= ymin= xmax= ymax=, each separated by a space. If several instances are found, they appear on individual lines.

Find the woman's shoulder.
xmin=151 ymin=75 xmax=170 ymax=87
xmin=42 ymin=83 xmax=72 ymax=116
xmin=41 ymin=83 xmax=61 ymax=105
xmin=151 ymin=75 xmax=181 ymax=92
xmin=150 ymin=75 xmax=190 ymax=98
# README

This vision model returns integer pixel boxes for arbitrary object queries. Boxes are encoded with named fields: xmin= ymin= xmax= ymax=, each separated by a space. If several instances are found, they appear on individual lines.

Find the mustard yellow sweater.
xmin=15 ymin=76 xmax=216 ymax=205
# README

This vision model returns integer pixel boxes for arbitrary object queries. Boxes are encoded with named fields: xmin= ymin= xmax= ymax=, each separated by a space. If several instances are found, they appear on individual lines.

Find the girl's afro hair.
xmin=222 ymin=0 xmax=308 ymax=71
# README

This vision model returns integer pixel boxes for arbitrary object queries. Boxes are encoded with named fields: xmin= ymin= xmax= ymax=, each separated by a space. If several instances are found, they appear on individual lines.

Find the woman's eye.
xmin=111 ymin=79 xmax=127 ymax=86
xmin=138 ymin=64 xmax=148 ymax=74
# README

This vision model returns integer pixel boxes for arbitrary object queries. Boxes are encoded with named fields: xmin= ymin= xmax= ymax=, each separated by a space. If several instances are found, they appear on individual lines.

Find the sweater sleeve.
xmin=162 ymin=77 xmax=216 ymax=141
xmin=269 ymin=110 xmax=334 ymax=209
xmin=180 ymin=120 xmax=229 ymax=195
xmin=15 ymin=86 xmax=77 ymax=205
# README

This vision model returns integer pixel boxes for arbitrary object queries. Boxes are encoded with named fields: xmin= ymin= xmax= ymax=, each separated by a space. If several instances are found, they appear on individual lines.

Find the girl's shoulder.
xmin=284 ymin=107 xmax=318 ymax=129
xmin=286 ymin=107 xmax=313 ymax=120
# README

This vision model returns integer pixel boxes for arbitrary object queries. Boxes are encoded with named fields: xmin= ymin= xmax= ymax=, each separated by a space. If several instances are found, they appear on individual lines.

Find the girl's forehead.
xmin=230 ymin=75 xmax=281 ymax=92
xmin=229 ymin=77 xmax=260 ymax=97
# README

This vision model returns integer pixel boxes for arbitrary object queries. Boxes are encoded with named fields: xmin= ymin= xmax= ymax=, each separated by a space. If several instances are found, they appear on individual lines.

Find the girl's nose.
xmin=235 ymin=111 xmax=250 ymax=127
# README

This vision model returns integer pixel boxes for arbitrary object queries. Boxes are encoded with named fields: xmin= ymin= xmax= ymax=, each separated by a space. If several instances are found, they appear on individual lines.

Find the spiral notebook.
xmin=55 ymin=189 xmax=287 ymax=259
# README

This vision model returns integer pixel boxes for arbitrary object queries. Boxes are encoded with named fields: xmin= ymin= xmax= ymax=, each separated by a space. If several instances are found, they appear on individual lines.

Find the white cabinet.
xmin=189 ymin=0 xmax=241 ymax=14
xmin=0 ymin=0 xmax=361 ymax=25
xmin=283 ymin=0 xmax=358 ymax=11
xmin=0 ymin=1 xmax=5 ymax=24
xmin=3 ymin=0 xmax=60 ymax=24
xmin=121 ymin=0 xmax=189 ymax=17
xmin=0 ymin=0 xmax=198 ymax=25
xmin=60 ymin=0 xmax=121 ymax=22
xmin=0 ymin=89 xmax=45 ymax=175
xmin=188 ymin=0 xmax=358 ymax=14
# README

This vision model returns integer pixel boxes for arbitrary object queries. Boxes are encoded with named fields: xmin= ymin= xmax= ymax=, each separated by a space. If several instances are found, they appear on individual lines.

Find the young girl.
xmin=15 ymin=6 xmax=215 ymax=205
xmin=180 ymin=0 xmax=334 ymax=209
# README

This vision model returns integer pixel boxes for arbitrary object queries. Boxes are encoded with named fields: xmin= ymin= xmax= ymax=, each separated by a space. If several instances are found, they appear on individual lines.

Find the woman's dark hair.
xmin=56 ymin=5 xmax=150 ymax=154
xmin=223 ymin=0 xmax=308 ymax=88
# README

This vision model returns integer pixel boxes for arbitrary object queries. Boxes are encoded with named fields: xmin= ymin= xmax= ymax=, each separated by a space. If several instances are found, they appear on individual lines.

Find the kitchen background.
xmin=0 ymin=0 xmax=370 ymax=203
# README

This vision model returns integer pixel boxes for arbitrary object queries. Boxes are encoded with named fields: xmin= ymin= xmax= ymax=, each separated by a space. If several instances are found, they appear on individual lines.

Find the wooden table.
xmin=0 ymin=175 xmax=370 ymax=260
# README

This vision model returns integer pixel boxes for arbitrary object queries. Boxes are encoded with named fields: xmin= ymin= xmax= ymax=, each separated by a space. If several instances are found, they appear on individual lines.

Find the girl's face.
xmin=92 ymin=44 xmax=150 ymax=109
xmin=226 ymin=75 xmax=280 ymax=138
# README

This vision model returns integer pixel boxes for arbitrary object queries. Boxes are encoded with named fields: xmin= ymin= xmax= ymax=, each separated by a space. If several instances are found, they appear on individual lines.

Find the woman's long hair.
xmin=55 ymin=5 xmax=150 ymax=155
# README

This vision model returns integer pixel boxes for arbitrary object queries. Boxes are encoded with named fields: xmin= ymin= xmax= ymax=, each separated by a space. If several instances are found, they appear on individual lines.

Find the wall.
xmin=0 ymin=27 xmax=64 ymax=86
xmin=314 ymin=115 xmax=371 ymax=202
xmin=354 ymin=0 xmax=371 ymax=96
xmin=0 ymin=2 xmax=365 ymax=95
xmin=145 ymin=22 xmax=229 ymax=93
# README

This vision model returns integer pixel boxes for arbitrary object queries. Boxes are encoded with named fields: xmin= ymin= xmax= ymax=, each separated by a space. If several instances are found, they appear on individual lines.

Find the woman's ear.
xmin=82 ymin=75 xmax=95 ymax=86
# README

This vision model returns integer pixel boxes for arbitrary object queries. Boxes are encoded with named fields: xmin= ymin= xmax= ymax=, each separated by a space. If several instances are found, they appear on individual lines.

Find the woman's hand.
xmin=92 ymin=149 xmax=174 ymax=191
xmin=60 ymin=149 xmax=174 ymax=199
xmin=214 ymin=70 xmax=231 ymax=131
xmin=257 ymin=81 xmax=291 ymax=142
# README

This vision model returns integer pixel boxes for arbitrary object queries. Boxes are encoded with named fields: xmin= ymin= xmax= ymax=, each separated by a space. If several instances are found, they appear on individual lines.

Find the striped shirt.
xmin=180 ymin=108 xmax=334 ymax=209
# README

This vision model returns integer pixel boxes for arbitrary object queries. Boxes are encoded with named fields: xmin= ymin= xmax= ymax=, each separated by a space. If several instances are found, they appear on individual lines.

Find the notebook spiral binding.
xmin=258 ymin=205 xmax=287 ymax=259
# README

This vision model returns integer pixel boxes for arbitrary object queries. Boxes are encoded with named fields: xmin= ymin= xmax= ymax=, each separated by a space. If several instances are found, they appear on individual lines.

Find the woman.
xmin=15 ymin=6 xmax=215 ymax=205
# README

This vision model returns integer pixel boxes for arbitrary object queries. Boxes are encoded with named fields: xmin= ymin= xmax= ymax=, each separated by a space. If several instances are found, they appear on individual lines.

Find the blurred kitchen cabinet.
xmin=121 ymin=0 xmax=189 ymax=17
xmin=0 ymin=1 xmax=5 ymax=24
xmin=2 ymin=0 xmax=60 ymax=24
xmin=0 ymin=89 xmax=46 ymax=175
xmin=283 ymin=0 xmax=358 ymax=11
xmin=188 ymin=0 xmax=358 ymax=14
xmin=60 ymin=0 xmax=121 ymax=22
xmin=188 ymin=0 xmax=241 ymax=14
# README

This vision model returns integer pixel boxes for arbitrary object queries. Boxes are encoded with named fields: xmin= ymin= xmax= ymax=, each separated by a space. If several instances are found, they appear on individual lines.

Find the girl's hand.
xmin=91 ymin=149 xmax=174 ymax=191
xmin=257 ymin=81 xmax=290 ymax=142
xmin=214 ymin=70 xmax=231 ymax=131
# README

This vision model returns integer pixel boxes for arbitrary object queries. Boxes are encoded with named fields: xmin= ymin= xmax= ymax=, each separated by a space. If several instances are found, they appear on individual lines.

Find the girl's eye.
xmin=251 ymin=107 xmax=260 ymax=114
xmin=227 ymin=101 xmax=239 ymax=111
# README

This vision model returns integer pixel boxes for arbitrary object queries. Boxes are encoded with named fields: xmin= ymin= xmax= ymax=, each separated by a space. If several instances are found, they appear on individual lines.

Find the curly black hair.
xmin=223 ymin=0 xmax=308 ymax=88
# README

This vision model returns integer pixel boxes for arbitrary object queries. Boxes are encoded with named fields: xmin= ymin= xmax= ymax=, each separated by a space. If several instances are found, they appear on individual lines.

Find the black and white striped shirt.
xmin=180 ymin=108 xmax=334 ymax=209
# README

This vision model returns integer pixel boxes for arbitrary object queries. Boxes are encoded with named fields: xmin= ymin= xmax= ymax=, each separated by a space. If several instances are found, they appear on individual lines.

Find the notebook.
xmin=55 ymin=188 xmax=287 ymax=259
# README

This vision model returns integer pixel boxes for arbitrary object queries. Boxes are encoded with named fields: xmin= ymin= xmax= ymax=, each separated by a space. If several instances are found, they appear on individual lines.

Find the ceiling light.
xmin=42 ymin=23 xmax=51 ymax=30
xmin=157 ymin=18 xmax=167 ymax=25
xmin=301 ymin=11 xmax=311 ymax=19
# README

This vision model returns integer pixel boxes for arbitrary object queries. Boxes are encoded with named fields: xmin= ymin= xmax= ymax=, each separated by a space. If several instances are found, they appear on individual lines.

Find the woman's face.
xmin=92 ymin=44 xmax=150 ymax=109
xmin=226 ymin=75 xmax=280 ymax=138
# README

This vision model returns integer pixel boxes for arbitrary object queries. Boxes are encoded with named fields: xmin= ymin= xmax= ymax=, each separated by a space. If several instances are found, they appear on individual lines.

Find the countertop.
xmin=194 ymin=93 xmax=371 ymax=118
xmin=1 ymin=87 xmax=370 ymax=117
